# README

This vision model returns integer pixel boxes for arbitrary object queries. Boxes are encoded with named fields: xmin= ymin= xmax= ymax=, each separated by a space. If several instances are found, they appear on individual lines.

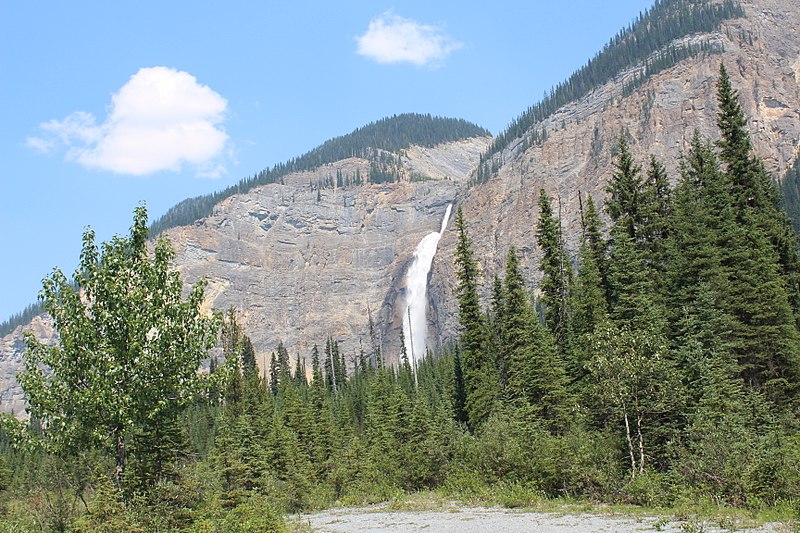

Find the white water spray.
xmin=402 ymin=204 xmax=453 ymax=371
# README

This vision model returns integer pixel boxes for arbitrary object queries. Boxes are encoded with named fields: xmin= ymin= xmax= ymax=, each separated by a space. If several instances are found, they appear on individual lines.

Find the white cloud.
xmin=27 ymin=67 xmax=229 ymax=176
xmin=356 ymin=12 xmax=463 ymax=66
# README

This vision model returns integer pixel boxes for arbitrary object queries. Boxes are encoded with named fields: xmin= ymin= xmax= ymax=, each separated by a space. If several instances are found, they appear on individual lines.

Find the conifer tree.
xmin=640 ymin=156 xmax=671 ymax=280
xmin=488 ymin=274 xmax=508 ymax=390
xmin=502 ymin=247 xmax=570 ymax=430
xmin=606 ymin=135 xmax=644 ymax=239
xmin=269 ymin=353 xmax=279 ymax=396
xmin=567 ymin=235 xmax=609 ymax=385
xmin=453 ymin=205 xmax=497 ymax=429
xmin=716 ymin=62 xmax=800 ymax=322
xmin=606 ymin=225 xmax=664 ymax=334
xmin=241 ymin=336 xmax=257 ymax=381
xmin=582 ymin=195 xmax=607 ymax=280
xmin=536 ymin=188 xmax=573 ymax=346
xmin=452 ymin=345 xmax=468 ymax=424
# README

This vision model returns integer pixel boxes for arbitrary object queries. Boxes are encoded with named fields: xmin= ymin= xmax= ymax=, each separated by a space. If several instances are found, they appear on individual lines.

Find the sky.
xmin=0 ymin=0 xmax=654 ymax=322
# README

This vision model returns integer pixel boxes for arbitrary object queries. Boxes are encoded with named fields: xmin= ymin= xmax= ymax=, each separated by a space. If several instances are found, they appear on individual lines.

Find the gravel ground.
xmin=297 ymin=503 xmax=790 ymax=532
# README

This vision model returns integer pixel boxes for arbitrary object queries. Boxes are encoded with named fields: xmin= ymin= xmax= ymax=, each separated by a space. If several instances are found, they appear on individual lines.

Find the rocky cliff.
xmin=165 ymin=136 xmax=489 ymax=371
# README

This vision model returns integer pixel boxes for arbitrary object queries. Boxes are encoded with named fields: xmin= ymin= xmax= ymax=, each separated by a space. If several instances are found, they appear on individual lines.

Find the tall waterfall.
xmin=402 ymin=204 xmax=453 ymax=371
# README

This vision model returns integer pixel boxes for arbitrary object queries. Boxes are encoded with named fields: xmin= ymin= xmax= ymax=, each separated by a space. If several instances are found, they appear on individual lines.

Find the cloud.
xmin=27 ymin=67 xmax=229 ymax=176
xmin=356 ymin=12 xmax=463 ymax=66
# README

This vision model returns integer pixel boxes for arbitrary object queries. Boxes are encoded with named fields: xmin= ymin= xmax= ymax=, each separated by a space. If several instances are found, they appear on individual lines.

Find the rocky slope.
xmin=2 ymin=0 xmax=800 ymax=411
xmin=165 ymin=136 xmax=489 ymax=370
xmin=429 ymin=0 xmax=800 ymax=344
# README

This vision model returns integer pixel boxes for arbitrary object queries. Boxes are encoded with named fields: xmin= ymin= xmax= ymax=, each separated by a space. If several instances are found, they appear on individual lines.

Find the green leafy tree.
xmin=588 ymin=323 xmax=677 ymax=479
xmin=20 ymin=205 xmax=219 ymax=493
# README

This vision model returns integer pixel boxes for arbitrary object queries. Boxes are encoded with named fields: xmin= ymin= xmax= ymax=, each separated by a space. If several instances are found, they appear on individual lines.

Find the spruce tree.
xmin=606 ymin=135 xmax=644 ymax=239
xmin=582 ymin=195 xmax=607 ymax=280
xmin=567 ymin=235 xmax=609 ymax=386
xmin=536 ymin=188 xmax=573 ymax=346
xmin=453 ymin=205 xmax=497 ymax=429
xmin=606 ymin=224 xmax=664 ymax=334
xmin=712 ymin=66 xmax=800 ymax=402
xmin=502 ymin=247 xmax=570 ymax=430
xmin=716 ymin=62 xmax=800 ymax=323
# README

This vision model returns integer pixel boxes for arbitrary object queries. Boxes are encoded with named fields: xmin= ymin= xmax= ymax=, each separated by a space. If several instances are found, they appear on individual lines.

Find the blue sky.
xmin=0 ymin=0 xmax=653 ymax=321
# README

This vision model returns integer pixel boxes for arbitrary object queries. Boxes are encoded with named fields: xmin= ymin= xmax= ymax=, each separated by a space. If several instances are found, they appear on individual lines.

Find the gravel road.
xmin=298 ymin=503 xmax=789 ymax=532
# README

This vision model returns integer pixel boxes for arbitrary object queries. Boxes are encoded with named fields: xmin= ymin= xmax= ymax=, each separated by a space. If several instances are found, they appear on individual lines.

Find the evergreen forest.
xmin=1 ymin=65 xmax=800 ymax=531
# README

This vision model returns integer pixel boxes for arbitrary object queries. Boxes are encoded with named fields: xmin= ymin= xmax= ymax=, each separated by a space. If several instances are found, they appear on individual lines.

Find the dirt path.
xmin=297 ymin=503 xmax=788 ymax=532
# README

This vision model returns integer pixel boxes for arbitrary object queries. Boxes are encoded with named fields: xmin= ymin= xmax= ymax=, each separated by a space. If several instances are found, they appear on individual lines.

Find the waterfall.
xmin=402 ymin=203 xmax=453 ymax=371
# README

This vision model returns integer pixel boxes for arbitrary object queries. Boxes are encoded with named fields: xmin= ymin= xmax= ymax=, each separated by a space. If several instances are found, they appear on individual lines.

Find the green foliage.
xmin=19 ymin=205 xmax=219 ymax=495
xmin=7 ymin=60 xmax=800 ymax=530
xmin=453 ymin=206 xmax=497 ymax=430
xmin=501 ymin=247 xmax=570 ymax=429
xmin=536 ymin=189 xmax=572 ymax=346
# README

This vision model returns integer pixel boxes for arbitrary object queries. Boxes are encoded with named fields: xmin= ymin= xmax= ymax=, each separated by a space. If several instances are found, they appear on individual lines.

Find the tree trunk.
xmin=636 ymin=413 xmax=645 ymax=475
xmin=622 ymin=404 xmax=637 ymax=479
xmin=113 ymin=427 xmax=126 ymax=492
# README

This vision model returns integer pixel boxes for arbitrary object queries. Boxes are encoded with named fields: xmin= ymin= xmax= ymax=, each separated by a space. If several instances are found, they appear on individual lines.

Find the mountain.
xmin=2 ymin=0 xmax=800 ymax=413
xmin=429 ymin=0 xmax=800 ymax=345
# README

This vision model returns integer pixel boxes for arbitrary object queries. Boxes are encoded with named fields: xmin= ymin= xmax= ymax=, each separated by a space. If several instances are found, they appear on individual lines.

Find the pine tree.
xmin=716 ymin=63 xmax=769 ymax=213
xmin=536 ymin=189 xmax=573 ymax=346
xmin=502 ymin=247 xmax=570 ymax=430
xmin=269 ymin=352 xmax=279 ymax=396
xmin=241 ymin=336 xmax=257 ymax=380
xmin=606 ymin=224 xmax=664 ymax=334
xmin=452 ymin=345 xmax=468 ymax=424
xmin=488 ymin=274 xmax=508 ymax=390
xmin=640 ymin=155 xmax=671 ymax=279
xmin=567 ymin=235 xmax=609 ymax=385
xmin=606 ymin=135 xmax=644 ymax=239
xmin=711 ymin=66 xmax=800 ymax=403
xmin=453 ymin=205 xmax=497 ymax=429
xmin=582 ymin=195 xmax=607 ymax=280
xmin=716 ymin=62 xmax=800 ymax=324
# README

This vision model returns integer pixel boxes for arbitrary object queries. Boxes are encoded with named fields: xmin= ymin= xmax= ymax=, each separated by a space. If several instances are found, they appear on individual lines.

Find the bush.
xmin=623 ymin=471 xmax=679 ymax=507
xmin=189 ymin=495 xmax=286 ymax=533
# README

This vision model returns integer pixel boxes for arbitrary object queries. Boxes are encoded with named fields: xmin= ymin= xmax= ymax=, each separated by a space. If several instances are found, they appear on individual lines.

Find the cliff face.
xmin=0 ymin=315 xmax=55 ymax=416
xmin=3 ymin=0 xmax=800 ymax=413
xmin=164 ymin=137 xmax=489 ymax=369
xmin=429 ymin=0 xmax=800 ymax=344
